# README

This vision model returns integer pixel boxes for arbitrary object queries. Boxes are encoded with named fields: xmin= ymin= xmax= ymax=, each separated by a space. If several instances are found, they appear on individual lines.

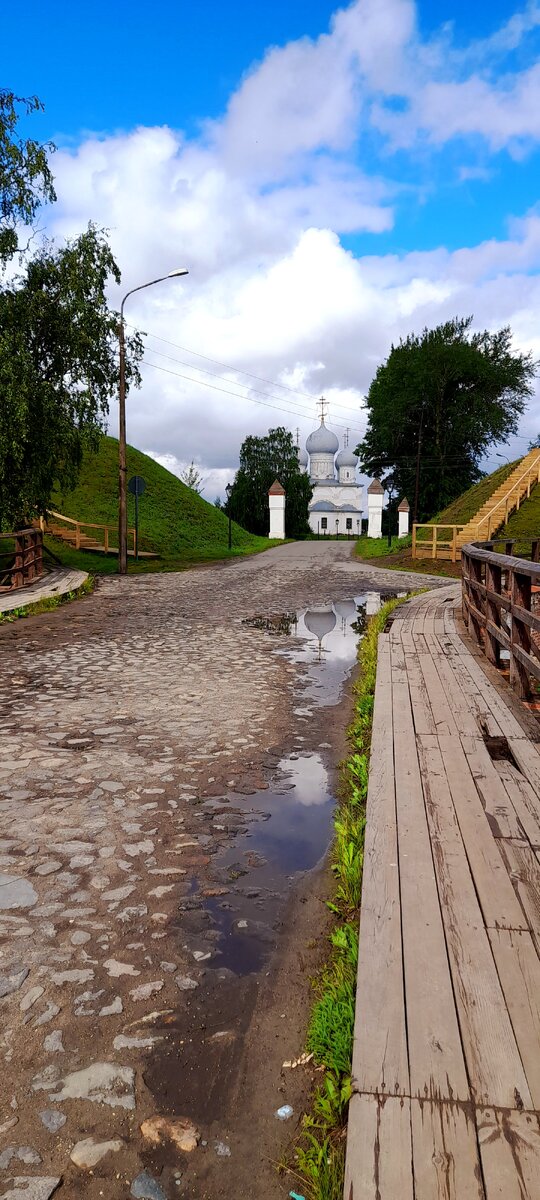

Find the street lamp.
xmin=225 ymin=482 xmax=232 ymax=550
xmin=118 ymin=268 xmax=189 ymax=574
xmin=335 ymin=518 xmax=339 ymax=539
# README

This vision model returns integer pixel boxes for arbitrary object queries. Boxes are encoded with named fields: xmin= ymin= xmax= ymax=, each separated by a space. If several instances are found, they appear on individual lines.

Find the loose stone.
xmin=38 ymin=1111 xmax=66 ymax=1133
xmin=70 ymin=1137 xmax=123 ymax=1168
xmin=130 ymin=1172 xmax=167 ymax=1200
xmin=130 ymin=980 xmax=164 ymax=1001
xmin=99 ymin=995 xmax=123 ymax=1016
xmin=103 ymin=958 xmax=140 ymax=977
xmin=0 ymin=1146 xmax=42 ymax=1168
xmin=141 ymin=1115 xmax=200 ymax=1153
xmin=0 ymin=966 xmax=29 ymax=998
xmin=50 ymin=1062 xmax=135 ymax=1109
xmin=0 ymin=1178 xmax=62 ymax=1199
xmin=43 ymin=1031 xmax=64 ymax=1054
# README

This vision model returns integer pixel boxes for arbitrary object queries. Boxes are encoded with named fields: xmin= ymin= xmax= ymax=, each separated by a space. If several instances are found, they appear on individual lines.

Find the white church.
xmin=297 ymin=408 xmax=364 ymax=536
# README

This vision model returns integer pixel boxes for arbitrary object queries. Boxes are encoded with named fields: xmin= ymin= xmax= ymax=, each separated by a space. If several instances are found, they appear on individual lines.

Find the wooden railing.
xmin=412 ymin=524 xmax=466 ymax=561
xmin=0 ymin=529 xmax=44 ymax=591
xmin=461 ymin=541 xmax=540 ymax=700
xmin=40 ymin=510 xmax=136 ymax=555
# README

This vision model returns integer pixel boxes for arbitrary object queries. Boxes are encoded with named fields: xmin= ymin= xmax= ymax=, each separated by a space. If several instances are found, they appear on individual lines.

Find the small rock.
xmin=103 ymin=958 xmax=140 ymax=978
xmin=130 ymin=1172 xmax=167 ymax=1200
xmin=174 ymin=975 xmax=198 ymax=991
xmin=99 ymin=996 xmax=123 ymax=1016
xmin=50 ymin=1062 xmax=135 ymax=1110
xmin=130 ymin=980 xmax=164 ymax=1001
xmin=44 ymin=1031 xmax=64 ymax=1054
xmin=70 ymin=1136 xmax=123 ymax=1168
xmin=70 ymin=931 xmax=91 ymax=945
xmin=159 ymin=961 xmax=177 ymax=973
xmin=0 ymin=1116 xmax=18 ymax=1135
xmin=38 ymin=1111 xmax=66 ymax=1133
xmin=123 ymin=840 xmax=154 ymax=857
xmin=0 ymin=966 xmax=29 ymax=998
xmin=0 ymin=875 xmax=38 ymax=909
xmin=51 ymin=970 xmax=94 ymax=986
xmin=0 ymin=1178 xmax=62 ymax=1199
xmin=0 ymin=1147 xmax=42 ymax=1169
xmin=214 ymin=1141 xmax=231 ymax=1157
xmin=20 ymin=986 xmax=44 ymax=1012
xmin=192 ymin=950 xmax=211 ymax=962
xmin=35 ymin=861 xmax=62 ymax=876
xmin=141 ymin=1115 xmax=200 ymax=1154
xmin=113 ymin=1034 xmax=162 ymax=1050
xmin=34 ymin=1002 xmax=61 ymax=1027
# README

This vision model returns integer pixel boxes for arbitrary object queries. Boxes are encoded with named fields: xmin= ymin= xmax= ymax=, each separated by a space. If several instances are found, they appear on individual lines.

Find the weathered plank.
xmin=416 ymin=652 xmax=456 ymax=737
xmin=418 ymin=734 xmax=532 ymax=1109
xmin=393 ymin=679 xmax=470 ymax=1101
xmin=497 ymin=840 xmax=540 ymax=946
xmin=460 ymin=735 xmax=526 ymax=840
xmin=478 ymin=1108 xmax=540 ymax=1200
xmin=410 ymin=1099 xmax=485 ymax=1200
xmin=344 ymin=1094 xmax=413 ymax=1200
xmin=437 ymin=734 xmax=529 ymax=931
xmin=351 ymin=636 xmax=409 ymax=1097
xmin=488 ymin=928 xmax=540 ymax=1109
xmin=508 ymin=738 xmax=540 ymax=796
xmin=495 ymin=761 xmax=540 ymax=849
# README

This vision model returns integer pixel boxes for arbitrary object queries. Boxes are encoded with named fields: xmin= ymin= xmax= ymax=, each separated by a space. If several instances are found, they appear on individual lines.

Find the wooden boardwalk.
xmin=345 ymin=585 xmax=540 ymax=1200
xmin=0 ymin=567 xmax=87 ymax=614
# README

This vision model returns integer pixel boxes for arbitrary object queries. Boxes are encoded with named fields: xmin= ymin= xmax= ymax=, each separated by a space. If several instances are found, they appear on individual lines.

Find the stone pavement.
xmin=0 ymin=543 xmax=444 ymax=1200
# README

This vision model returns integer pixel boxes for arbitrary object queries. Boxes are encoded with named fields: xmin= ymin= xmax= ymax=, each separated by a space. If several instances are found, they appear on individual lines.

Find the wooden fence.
xmin=0 ymin=529 xmax=44 ymax=592
xmin=461 ymin=541 xmax=540 ymax=700
xmin=412 ymin=524 xmax=466 ymax=561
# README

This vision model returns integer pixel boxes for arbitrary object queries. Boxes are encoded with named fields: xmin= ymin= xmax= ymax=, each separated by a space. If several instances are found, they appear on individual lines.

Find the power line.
xmin=127 ymin=320 xmax=364 ymax=415
xmin=140 ymin=355 xmax=366 ymax=434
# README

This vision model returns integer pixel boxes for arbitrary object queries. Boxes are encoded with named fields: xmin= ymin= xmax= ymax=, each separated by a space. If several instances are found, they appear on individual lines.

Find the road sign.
xmin=128 ymin=475 xmax=146 ymax=496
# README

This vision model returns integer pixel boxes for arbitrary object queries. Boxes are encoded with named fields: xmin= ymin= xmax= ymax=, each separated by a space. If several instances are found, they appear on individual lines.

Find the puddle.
xmin=190 ymin=590 xmax=405 ymax=975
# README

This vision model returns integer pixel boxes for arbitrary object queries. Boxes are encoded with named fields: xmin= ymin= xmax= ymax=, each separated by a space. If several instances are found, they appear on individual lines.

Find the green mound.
xmin=433 ymin=460 xmax=519 ymax=526
xmin=47 ymin=435 xmax=275 ymax=572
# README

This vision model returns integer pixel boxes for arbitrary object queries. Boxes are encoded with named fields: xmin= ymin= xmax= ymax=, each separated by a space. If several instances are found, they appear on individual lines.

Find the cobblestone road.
xmin=0 ymin=543 xmax=443 ymax=1200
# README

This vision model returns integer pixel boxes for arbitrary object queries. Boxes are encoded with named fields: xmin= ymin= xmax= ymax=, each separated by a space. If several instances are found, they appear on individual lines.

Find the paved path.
xmin=345 ymin=585 xmax=540 ymax=1200
xmin=0 ymin=569 xmax=88 ymax=614
xmin=0 ymin=544 xmax=445 ymax=1200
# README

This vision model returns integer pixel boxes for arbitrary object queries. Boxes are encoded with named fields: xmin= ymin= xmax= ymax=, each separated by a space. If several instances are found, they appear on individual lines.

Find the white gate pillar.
xmin=268 ymin=479 xmax=286 ymax=539
xmin=398 ymin=497 xmax=410 ymax=538
xmin=367 ymin=479 xmax=384 ymax=538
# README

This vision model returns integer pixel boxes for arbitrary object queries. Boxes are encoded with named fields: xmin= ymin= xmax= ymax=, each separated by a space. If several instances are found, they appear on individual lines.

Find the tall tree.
xmin=0 ymin=90 xmax=56 ymax=264
xmin=227 ymin=427 xmax=312 ymax=538
xmin=0 ymin=90 xmax=142 ymax=527
xmin=357 ymin=317 xmax=536 ymax=522
xmin=0 ymin=226 xmax=142 ymax=527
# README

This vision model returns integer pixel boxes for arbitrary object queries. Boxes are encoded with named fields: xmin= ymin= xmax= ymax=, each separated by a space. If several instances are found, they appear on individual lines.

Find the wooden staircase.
xmin=456 ymin=449 xmax=540 ymax=546
xmin=37 ymin=511 xmax=158 ymax=558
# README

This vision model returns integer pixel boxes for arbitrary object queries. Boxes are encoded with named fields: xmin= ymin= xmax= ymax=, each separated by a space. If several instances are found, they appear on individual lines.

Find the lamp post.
xmin=225 ymin=482 xmax=232 ymax=550
xmin=118 ymin=268 xmax=189 ymax=574
xmin=335 ymin=518 xmax=339 ymax=540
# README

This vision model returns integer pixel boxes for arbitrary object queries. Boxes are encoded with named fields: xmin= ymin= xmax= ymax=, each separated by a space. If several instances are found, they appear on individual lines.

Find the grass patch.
xmin=0 ymin=577 xmax=94 ymax=623
xmin=354 ymin=534 xmax=410 ymax=559
xmin=432 ymin=460 xmax=519 ymax=526
xmin=288 ymin=594 xmax=410 ymax=1200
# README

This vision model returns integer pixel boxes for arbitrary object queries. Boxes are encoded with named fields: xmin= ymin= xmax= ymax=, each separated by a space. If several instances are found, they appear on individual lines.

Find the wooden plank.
xmin=416 ymin=652 xmax=456 ymax=737
xmin=508 ymin=738 xmax=540 ymax=796
xmin=443 ymin=630 xmax=532 ymax=741
xmin=418 ymin=735 xmax=532 ymax=1109
xmin=352 ymin=637 xmax=409 ymax=1097
xmin=410 ymin=1099 xmax=484 ymax=1200
xmin=344 ymin=1094 xmax=413 ymax=1200
xmin=495 ymin=761 xmax=540 ymax=849
xmin=428 ymin=650 xmax=484 ymax=737
xmin=460 ymin=735 xmax=526 ymax=840
xmin=497 ymin=840 xmax=540 ymax=946
xmin=400 ymin=644 xmax=437 ymax=737
xmin=437 ymin=734 xmax=529 ymax=931
xmin=393 ymin=680 xmax=470 ymax=1102
xmin=488 ymin=929 xmax=540 ymax=1109
xmin=478 ymin=1108 xmax=540 ymax=1200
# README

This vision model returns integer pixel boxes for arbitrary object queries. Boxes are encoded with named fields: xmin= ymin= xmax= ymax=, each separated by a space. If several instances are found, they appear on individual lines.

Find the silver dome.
xmin=305 ymin=421 xmax=339 ymax=455
xmin=335 ymin=446 xmax=358 ymax=468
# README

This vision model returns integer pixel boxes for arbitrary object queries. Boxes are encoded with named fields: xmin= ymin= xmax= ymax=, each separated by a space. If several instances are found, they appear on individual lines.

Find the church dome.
xmin=335 ymin=446 xmax=358 ymax=468
xmin=306 ymin=421 xmax=339 ymax=455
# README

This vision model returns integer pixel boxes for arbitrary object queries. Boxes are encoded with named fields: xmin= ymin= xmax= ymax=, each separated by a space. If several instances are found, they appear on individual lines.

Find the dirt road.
xmin=0 ymin=543 xmax=442 ymax=1200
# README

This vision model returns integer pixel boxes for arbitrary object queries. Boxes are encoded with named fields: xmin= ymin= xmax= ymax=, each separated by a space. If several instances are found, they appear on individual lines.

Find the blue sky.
xmin=3 ymin=0 xmax=540 ymax=492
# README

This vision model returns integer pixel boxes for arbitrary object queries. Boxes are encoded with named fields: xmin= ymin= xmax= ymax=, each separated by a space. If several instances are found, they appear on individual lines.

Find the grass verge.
xmin=0 ymin=577 xmax=94 ymax=623
xmin=287 ymin=594 xmax=410 ymax=1200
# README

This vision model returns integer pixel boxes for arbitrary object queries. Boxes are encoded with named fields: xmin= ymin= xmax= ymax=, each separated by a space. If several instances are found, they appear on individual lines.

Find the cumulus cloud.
xmin=44 ymin=0 xmax=540 ymax=495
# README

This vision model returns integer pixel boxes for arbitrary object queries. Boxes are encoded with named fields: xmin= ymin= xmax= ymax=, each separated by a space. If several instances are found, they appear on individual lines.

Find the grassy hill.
xmin=432 ymin=460 xmax=519 ymax=526
xmin=46 ymin=435 xmax=276 ymax=573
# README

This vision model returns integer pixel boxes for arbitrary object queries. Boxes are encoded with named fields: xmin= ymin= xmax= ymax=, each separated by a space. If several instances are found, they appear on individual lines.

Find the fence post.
xmin=510 ymin=567 xmax=532 ymax=699
xmin=532 ymin=539 xmax=539 ymax=564
xmin=104 ymin=528 xmax=109 ymax=553
xmin=412 ymin=525 xmax=417 ymax=559
xmin=75 ymin=524 xmax=81 ymax=551
xmin=485 ymin=560 xmax=502 ymax=667
xmin=462 ymin=550 xmax=471 ymax=628
xmin=432 ymin=525 xmax=437 ymax=559
xmin=452 ymin=527 xmax=457 ymax=563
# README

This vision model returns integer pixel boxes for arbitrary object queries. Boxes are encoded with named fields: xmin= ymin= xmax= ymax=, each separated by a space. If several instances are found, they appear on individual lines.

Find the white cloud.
xmin=42 ymin=0 xmax=540 ymax=497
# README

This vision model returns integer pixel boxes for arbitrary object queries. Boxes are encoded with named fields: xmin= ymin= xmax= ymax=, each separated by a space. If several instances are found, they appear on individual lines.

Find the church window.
xmin=321 ymin=517 xmax=328 ymax=529
xmin=346 ymin=518 xmax=352 ymax=530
